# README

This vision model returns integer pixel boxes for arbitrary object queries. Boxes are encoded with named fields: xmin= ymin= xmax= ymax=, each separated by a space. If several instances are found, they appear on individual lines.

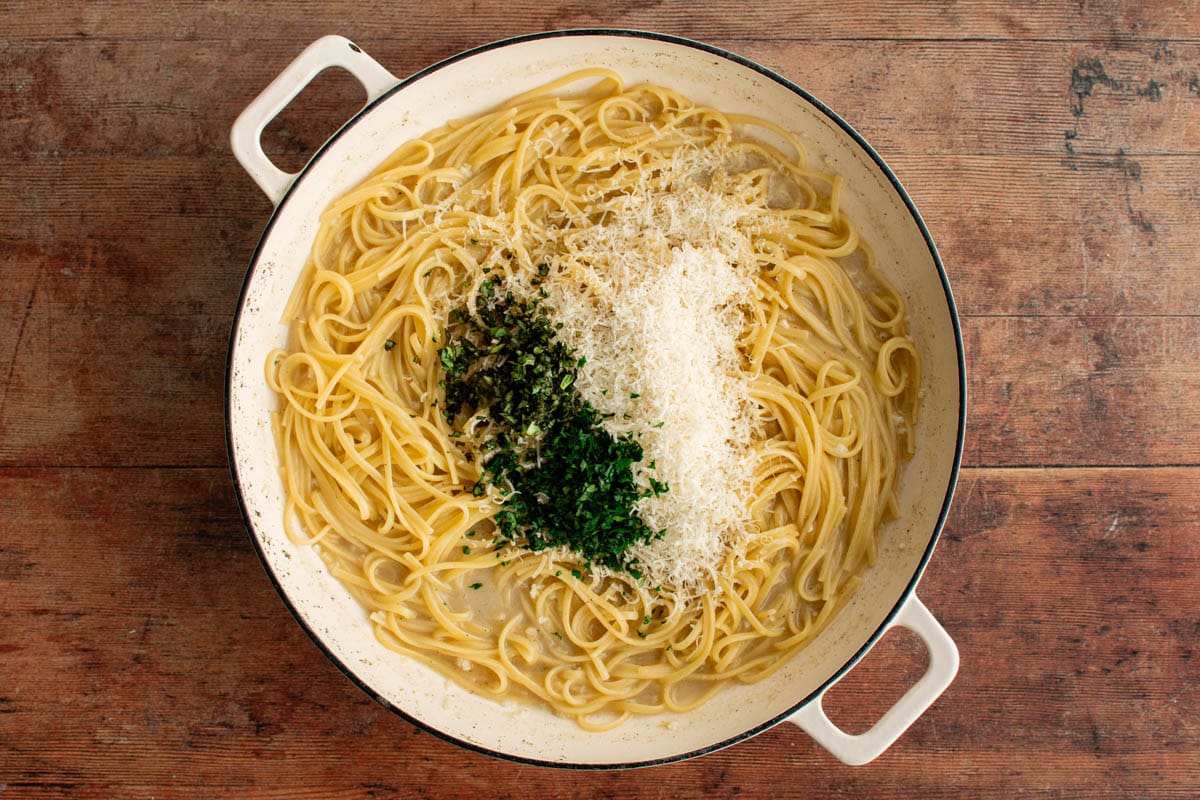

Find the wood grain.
xmin=897 ymin=154 xmax=1200 ymax=317
xmin=2 ymin=1 xmax=1199 ymax=797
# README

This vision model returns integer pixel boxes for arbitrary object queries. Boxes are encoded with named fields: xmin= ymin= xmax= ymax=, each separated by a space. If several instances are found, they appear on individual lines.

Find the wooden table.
xmin=3 ymin=2 xmax=1197 ymax=797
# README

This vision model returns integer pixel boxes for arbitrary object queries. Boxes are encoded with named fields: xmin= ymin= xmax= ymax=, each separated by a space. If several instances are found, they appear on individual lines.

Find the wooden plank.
xmin=0 ymin=306 xmax=229 ymax=467
xmin=0 ymin=158 xmax=256 ymax=316
xmin=892 ymin=154 xmax=1200 ymax=317
xmin=0 ymin=249 xmax=40 ymax=434
xmin=1 ymin=0 xmax=1198 ymax=44
xmin=1 ymin=466 xmax=1196 ymax=796
xmin=963 ymin=315 xmax=1200 ymax=467
xmin=4 ymin=39 xmax=1199 ymax=160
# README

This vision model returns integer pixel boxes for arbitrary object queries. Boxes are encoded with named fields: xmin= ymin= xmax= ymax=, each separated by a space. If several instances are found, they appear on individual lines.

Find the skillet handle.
xmin=230 ymin=35 xmax=398 ymax=205
xmin=787 ymin=594 xmax=958 ymax=765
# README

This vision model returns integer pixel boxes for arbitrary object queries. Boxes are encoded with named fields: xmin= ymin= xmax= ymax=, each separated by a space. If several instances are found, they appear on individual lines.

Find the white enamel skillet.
xmin=227 ymin=30 xmax=965 ymax=768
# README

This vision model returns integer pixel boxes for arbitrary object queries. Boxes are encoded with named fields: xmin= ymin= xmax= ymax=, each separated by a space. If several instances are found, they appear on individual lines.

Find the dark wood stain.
xmin=1 ymin=2 xmax=1198 ymax=797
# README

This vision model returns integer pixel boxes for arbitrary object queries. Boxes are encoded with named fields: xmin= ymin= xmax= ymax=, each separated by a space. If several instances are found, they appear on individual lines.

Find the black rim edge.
xmin=224 ymin=27 xmax=968 ymax=772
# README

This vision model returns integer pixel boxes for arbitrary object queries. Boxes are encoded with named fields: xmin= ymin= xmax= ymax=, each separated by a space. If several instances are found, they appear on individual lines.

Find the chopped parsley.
xmin=469 ymin=582 xmax=482 ymax=590
xmin=384 ymin=339 xmax=396 ymax=351
xmin=437 ymin=280 xmax=668 ymax=576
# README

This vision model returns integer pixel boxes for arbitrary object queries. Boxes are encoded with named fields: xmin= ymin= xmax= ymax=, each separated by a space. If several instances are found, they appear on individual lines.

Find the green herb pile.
xmin=438 ymin=276 xmax=667 ymax=575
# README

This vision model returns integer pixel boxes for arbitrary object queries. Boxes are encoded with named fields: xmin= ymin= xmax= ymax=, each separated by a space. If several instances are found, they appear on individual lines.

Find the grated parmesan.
xmin=510 ymin=145 xmax=775 ymax=592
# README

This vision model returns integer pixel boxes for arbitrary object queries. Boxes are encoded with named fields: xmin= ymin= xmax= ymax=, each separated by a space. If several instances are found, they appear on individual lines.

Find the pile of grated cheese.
xmin=514 ymin=145 xmax=777 ymax=592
